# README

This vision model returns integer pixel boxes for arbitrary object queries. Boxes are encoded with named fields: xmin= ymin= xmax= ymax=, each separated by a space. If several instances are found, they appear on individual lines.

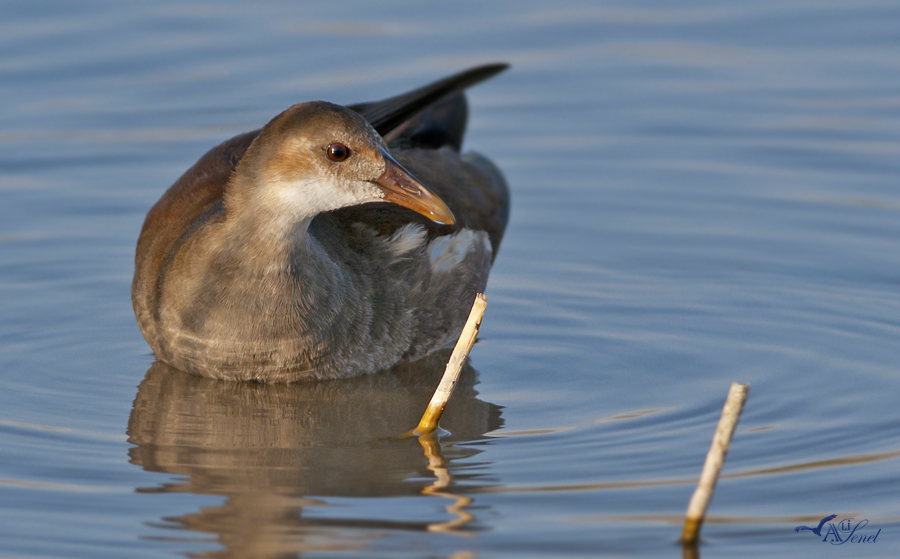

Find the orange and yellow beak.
xmin=374 ymin=147 xmax=455 ymax=225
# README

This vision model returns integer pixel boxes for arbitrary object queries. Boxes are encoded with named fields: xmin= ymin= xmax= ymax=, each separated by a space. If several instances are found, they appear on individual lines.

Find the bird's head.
xmin=228 ymin=101 xmax=455 ymax=228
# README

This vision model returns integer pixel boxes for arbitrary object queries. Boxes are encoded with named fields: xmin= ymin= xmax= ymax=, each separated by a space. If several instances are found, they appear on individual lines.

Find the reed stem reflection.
xmin=418 ymin=432 xmax=476 ymax=535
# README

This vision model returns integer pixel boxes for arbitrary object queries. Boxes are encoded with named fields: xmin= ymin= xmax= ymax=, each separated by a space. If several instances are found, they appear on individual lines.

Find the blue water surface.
xmin=2 ymin=1 xmax=899 ymax=557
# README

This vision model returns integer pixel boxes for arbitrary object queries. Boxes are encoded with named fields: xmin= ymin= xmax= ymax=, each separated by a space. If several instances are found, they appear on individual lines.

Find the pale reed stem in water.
xmin=414 ymin=293 xmax=488 ymax=435
xmin=681 ymin=381 xmax=749 ymax=544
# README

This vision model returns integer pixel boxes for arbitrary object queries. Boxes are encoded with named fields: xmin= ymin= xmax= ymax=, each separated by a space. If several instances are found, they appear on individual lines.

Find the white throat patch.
xmin=262 ymin=176 xmax=385 ymax=221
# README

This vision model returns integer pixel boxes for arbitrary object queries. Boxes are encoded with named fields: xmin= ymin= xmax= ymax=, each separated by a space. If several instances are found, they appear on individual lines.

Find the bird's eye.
xmin=326 ymin=143 xmax=349 ymax=162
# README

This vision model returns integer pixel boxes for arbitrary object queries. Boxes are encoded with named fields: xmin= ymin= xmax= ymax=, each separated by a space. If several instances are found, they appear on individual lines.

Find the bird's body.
xmin=132 ymin=65 xmax=509 ymax=382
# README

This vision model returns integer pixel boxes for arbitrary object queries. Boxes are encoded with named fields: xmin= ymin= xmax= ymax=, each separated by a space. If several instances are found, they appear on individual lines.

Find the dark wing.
xmin=383 ymin=92 xmax=469 ymax=152
xmin=347 ymin=63 xmax=508 ymax=137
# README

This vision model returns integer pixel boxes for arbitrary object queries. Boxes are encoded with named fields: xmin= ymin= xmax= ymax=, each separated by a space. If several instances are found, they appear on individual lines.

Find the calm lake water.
xmin=2 ymin=1 xmax=899 ymax=557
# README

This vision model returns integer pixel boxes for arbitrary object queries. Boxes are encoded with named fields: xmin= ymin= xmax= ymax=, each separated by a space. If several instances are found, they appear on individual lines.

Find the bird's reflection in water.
xmin=127 ymin=349 xmax=502 ymax=557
